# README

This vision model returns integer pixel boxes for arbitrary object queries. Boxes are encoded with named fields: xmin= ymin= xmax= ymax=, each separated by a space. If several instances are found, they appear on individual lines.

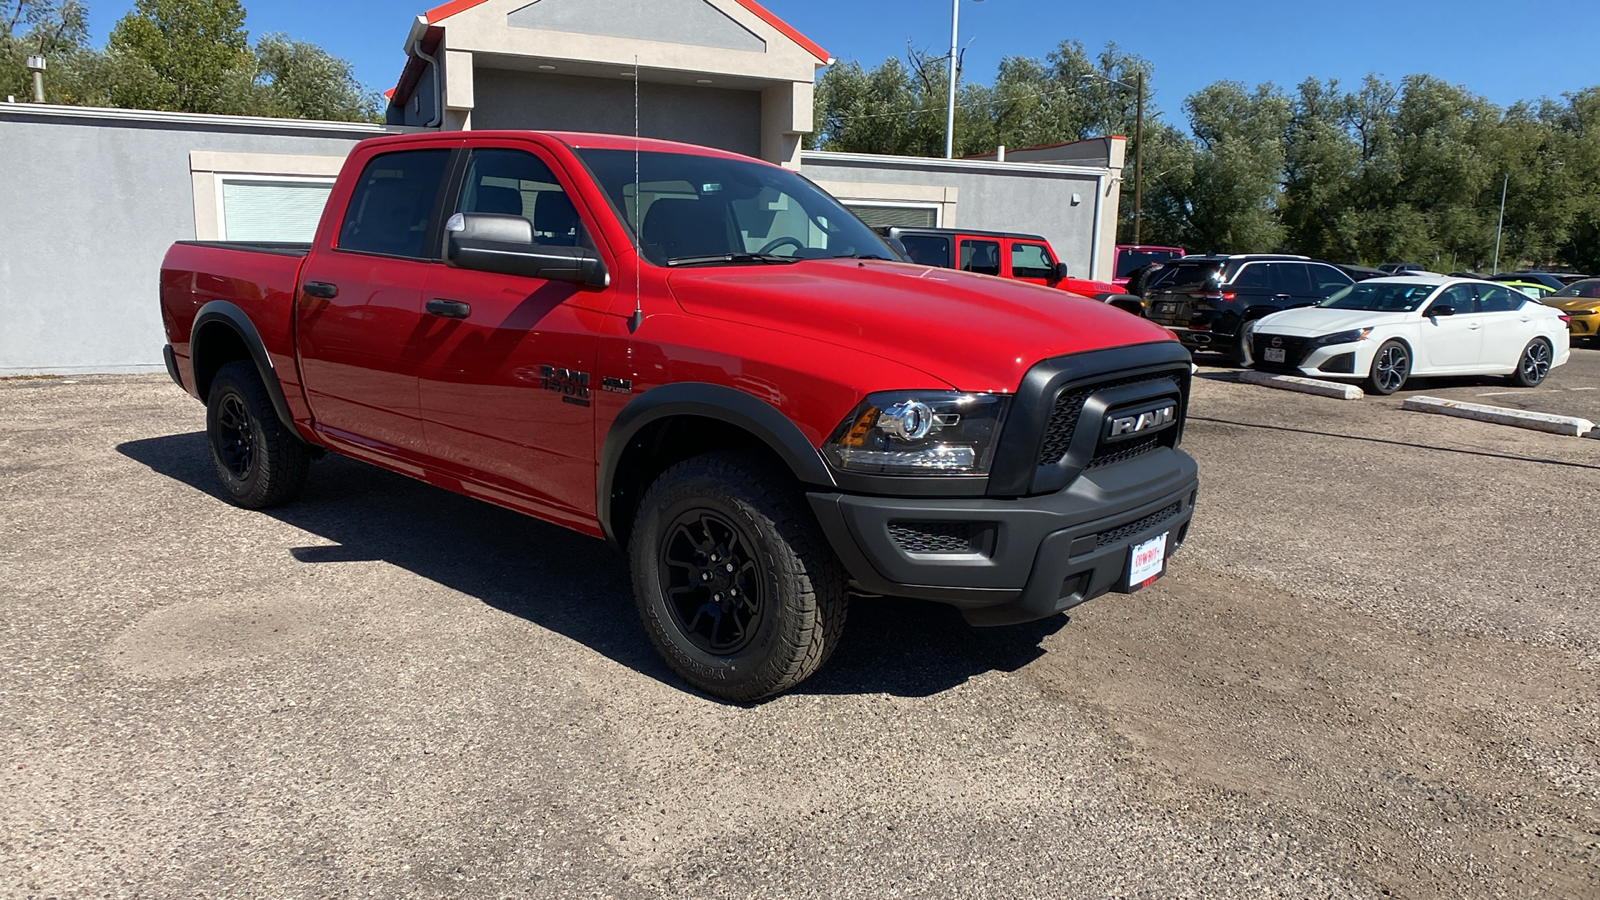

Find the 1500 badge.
xmin=540 ymin=366 xmax=591 ymax=406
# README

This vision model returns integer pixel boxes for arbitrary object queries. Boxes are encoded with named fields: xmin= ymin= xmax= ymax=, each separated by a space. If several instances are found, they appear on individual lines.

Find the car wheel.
xmin=1366 ymin=340 xmax=1410 ymax=395
xmin=205 ymin=360 xmax=312 ymax=509
xmin=1511 ymin=338 xmax=1553 ymax=387
xmin=629 ymin=452 xmax=848 ymax=702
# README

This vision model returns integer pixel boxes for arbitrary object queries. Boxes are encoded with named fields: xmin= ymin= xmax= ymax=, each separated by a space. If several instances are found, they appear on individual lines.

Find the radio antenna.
xmin=628 ymin=55 xmax=643 ymax=334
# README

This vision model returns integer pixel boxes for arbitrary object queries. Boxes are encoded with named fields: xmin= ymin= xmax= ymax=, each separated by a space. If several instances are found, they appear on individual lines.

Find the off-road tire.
xmin=1510 ymin=338 xmax=1553 ymax=387
xmin=1366 ymin=340 xmax=1411 ymax=395
xmin=629 ymin=452 xmax=849 ymax=702
xmin=205 ymin=360 xmax=312 ymax=509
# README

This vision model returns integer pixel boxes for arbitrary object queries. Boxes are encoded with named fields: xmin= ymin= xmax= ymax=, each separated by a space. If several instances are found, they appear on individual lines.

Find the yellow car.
xmin=1543 ymin=278 xmax=1600 ymax=345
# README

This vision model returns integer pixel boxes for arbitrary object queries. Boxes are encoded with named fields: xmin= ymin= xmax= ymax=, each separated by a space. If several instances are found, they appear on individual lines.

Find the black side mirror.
xmin=1428 ymin=304 xmax=1455 ymax=317
xmin=884 ymin=235 xmax=913 ymax=263
xmin=446 ymin=213 xmax=608 ymax=287
xmin=1051 ymin=261 xmax=1071 ymax=282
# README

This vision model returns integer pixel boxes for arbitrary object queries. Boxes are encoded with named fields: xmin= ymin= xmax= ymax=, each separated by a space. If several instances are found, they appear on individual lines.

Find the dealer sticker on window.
xmin=1128 ymin=532 xmax=1168 ymax=590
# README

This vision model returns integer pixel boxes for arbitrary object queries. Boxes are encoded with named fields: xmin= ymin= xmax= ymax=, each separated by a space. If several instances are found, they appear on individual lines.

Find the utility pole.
xmin=25 ymin=56 xmax=46 ymax=103
xmin=1492 ymin=174 xmax=1508 ymax=274
xmin=945 ymin=0 xmax=984 ymax=159
xmin=1133 ymin=70 xmax=1144 ymax=245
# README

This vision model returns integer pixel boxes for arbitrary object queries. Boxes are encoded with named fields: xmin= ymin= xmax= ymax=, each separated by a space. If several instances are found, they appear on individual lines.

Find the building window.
xmin=841 ymin=202 xmax=939 ymax=229
xmin=217 ymin=176 xmax=335 ymax=242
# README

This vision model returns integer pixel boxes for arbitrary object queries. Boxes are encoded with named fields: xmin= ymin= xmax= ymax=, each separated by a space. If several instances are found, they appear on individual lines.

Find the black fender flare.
xmin=597 ymin=383 xmax=837 ymax=543
xmin=189 ymin=300 xmax=298 ymax=433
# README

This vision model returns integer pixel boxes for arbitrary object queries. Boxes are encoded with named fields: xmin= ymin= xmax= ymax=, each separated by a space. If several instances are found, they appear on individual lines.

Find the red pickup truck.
xmin=159 ymin=131 xmax=1198 ymax=700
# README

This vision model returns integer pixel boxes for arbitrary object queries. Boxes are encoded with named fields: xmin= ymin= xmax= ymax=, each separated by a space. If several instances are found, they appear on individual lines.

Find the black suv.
xmin=1143 ymin=255 xmax=1354 ymax=365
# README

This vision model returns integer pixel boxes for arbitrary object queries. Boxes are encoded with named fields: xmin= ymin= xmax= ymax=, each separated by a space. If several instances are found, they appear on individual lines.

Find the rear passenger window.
xmin=1011 ymin=242 xmax=1056 ymax=279
xmin=1310 ymin=264 xmax=1352 ymax=294
xmin=960 ymin=240 xmax=1001 ymax=276
xmin=900 ymin=235 xmax=951 ymax=268
xmin=1476 ymin=285 xmax=1521 ymax=313
xmin=337 ymin=149 xmax=451 ymax=259
xmin=1277 ymin=263 xmax=1314 ymax=295
xmin=1231 ymin=263 xmax=1276 ymax=290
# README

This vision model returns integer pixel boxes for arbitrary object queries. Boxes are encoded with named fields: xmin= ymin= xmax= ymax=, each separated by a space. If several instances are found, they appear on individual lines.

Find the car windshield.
xmin=575 ymin=148 xmax=893 ymax=267
xmin=1150 ymin=260 xmax=1223 ymax=291
xmin=1319 ymin=282 xmax=1437 ymax=312
xmin=1551 ymin=279 xmax=1600 ymax=299
xmin=1116 ymin=248 xmax=1184 ymax=278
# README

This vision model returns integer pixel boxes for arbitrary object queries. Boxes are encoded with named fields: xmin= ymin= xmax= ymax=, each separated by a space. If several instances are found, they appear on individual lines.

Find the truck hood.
xmin=665 ymin=259 xmax=1179 ymax=392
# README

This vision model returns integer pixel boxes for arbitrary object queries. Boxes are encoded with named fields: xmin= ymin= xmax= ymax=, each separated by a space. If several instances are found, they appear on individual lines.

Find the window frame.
xmin=450 ymin=145 xmax=597 ymax=252
xmin=1009 ymin=240 xmax=1058 ymax=280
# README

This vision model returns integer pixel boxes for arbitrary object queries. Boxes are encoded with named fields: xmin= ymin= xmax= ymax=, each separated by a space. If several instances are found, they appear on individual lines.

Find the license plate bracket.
xmin=1124 ymin=532 xmax=1168 ymax=592
xmin=1263 ymin=347 xmax=1286 ymax=363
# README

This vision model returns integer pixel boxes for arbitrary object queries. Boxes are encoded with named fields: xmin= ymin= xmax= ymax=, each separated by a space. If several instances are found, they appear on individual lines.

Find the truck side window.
xmin=899 ymin=235 xmax=950 ymax=267
xmin=337 ymin=148 xmax=451 ymax=260
xmin=456 ymin=148 xmax=591 ymax=249
xmin=1011 ymin=242 xmax=1055 ymax=279
xmin=959 ymin=240 xmax=1001 ymax=276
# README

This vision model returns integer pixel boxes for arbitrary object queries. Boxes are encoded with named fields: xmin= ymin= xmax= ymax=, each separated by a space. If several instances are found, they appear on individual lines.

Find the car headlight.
xmin=1312 ymin=327 xmax=1373 ymax=347
xmin=825 ymin=391 xmax=1009 ymax=475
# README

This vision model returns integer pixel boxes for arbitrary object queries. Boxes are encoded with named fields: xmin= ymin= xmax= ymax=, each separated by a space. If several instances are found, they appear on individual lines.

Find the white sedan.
xmin=1244 ymin=276 xmax=1572 ymax=394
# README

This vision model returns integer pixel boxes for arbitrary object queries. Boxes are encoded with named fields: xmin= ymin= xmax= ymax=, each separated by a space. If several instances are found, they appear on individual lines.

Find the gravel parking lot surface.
xmin=3 ymin=359 xmax=1597 ymax=899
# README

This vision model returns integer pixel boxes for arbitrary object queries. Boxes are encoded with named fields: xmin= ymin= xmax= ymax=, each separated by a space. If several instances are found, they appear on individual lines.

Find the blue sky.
xmin=84 ymin=0 xmax=1599 ymax=121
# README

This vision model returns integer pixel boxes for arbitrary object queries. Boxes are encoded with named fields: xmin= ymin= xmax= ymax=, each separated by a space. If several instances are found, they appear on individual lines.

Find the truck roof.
xmin=355 ymin=129 xmax=763 ymax=164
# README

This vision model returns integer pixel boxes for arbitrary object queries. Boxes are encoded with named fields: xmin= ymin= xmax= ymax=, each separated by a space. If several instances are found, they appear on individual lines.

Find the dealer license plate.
xmin=1128 ymin=532 xmax=1168 ymax=590
xmin=1263 ymin=347 xmax=1286 ymax=363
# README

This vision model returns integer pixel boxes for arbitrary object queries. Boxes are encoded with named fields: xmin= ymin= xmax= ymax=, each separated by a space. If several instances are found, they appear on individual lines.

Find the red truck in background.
xmin=1113 ymin=244 xmax=1188 ymax=291
xmin=159 ymin=130 xmax=1199 ymax=700
xmin=876 ymin=225 xmax=1128 ymax=300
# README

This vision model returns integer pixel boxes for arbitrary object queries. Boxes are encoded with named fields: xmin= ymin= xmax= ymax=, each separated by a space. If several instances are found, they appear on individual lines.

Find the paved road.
xmin=3 ymin=373 xmax=1597 ymax=898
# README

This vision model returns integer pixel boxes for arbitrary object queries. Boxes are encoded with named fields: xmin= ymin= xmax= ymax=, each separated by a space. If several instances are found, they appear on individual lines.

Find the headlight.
xmin=1312 ymin=327 xmax=1373 ymax=347
xmin=825 ymin=391 xmax=1009 ymax=475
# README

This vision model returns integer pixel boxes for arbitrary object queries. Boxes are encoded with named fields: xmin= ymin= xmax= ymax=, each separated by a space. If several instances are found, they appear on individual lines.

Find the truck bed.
xmin=173 ymin=241 xmax=311 ymax=258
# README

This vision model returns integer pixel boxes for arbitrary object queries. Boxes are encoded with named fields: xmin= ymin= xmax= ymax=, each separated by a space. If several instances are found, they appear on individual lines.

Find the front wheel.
xmin=1366 ymin=340 xmax=1411 ymax=395
xmin=1510 ymin=338 xmax=1553 ymax=387
xmin=629 ymin=452 xmax=849 ymax=702
xmin=206 ymin=360 xmax=312 ymax=508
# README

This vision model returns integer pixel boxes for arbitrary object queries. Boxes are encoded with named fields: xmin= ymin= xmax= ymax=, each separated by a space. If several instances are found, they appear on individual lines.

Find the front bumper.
xmin=1567 ymin=313 xmax=1598 ymax=338
xmin=808 ymin=448 xmax=1199 ymax=626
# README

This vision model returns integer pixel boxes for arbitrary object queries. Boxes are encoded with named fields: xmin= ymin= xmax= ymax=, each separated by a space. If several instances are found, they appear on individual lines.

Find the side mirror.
xmin=446 ymin=213 xmax=608 ymax=287
xmin=1051 ymin=261 xmax=1071 ymax=282
xmin=883 ymin=235 xmax=913 ymax=263
xmin=1427 ymin=304 xmax=1455 ymax=317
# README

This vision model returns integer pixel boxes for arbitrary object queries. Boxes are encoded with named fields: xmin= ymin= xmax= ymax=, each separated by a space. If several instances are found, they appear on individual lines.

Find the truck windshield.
xmin=575 ymin=148 xmax=893 ymax=267
xmin=1115 ymin=248 xmax=1184 ymax=278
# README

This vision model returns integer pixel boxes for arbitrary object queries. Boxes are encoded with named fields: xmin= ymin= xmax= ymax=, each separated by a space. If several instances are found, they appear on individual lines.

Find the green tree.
xmin=1 ymin=0 xmax=89 ymax=101
xmin=107 ymin=0 xmax=252 ymax=114
xmin=1181 ymin=81 xmax=1291 ymax=252
xmin=249 ymin=32 xmax=382 ymax=122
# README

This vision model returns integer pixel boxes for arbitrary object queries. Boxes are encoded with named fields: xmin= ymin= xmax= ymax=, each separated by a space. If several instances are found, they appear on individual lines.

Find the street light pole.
xmin=1133 ymin=70 xmax=1144 ymax=245
xmin=945 ymin=0 xmax=982 ymax=160
xmin=1492 ymin=174 xmax=1508 ymax=274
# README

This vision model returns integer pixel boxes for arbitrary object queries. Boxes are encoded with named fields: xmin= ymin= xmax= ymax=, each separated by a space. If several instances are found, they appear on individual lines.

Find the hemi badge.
xmin=601 ymin=377 xmax=633 ymax=395
xmin=1105 ymin=403 xmax=1177 ymax=442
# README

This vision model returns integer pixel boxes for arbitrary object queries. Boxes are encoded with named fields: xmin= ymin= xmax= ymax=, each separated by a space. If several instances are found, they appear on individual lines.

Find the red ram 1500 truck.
xmin=159 ymin=131 xmax=1199 ymax=700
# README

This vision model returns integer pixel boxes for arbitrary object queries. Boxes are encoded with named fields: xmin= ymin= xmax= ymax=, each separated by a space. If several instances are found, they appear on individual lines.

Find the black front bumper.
xmin=808 ymin=447 xmax=1198 ymax=626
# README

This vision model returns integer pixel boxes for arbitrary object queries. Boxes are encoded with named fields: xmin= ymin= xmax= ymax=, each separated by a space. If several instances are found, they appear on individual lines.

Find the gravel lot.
xmin=3 ymin=352 xmax=1598 ymax=899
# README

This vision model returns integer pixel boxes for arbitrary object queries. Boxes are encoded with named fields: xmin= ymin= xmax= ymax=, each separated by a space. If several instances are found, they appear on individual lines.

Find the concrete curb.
xmin=1401 ymin=396 xmax=1598 ymax=437
xmin=1239 ymin=370 xmax=1365 ymax=400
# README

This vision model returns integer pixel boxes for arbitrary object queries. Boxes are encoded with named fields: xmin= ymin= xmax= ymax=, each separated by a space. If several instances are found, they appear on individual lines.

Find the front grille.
xmin=1252 ymin=333 xmax=1312 ymax=371
xmin=1038 ymin=373 xmax=1176 ymax=467
xmin=1088 ymin=434 xmax=1161 ymax=469
xmin=888 ymin=521 xmax=975 ymax=554
xmin=1095 ymin=502 xmax=1182 ymax=548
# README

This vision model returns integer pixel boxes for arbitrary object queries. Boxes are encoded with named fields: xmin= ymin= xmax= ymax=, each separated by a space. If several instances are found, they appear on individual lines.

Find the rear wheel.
xmin=205 ymin=360 xmax=311 ymax=508
xmin=1511 ymin=338 xmax=1553 ymax=387
xmin=1366 ymin=340 xmax=1410 ymax=395
xmin=629 ymin=452 xmax=848 ymax=702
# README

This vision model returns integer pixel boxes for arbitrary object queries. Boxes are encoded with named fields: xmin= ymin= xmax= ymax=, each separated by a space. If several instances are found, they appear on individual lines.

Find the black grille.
xmin=1095 ymin=503 xmax=1182 ymax=548
xmin=1088 ymin=435 xmax=1161 ymax=469
xmin=1037 ymin=373 xmax=1177 ymax=467
xmin=1252 ymin=333 xmax=1312 ymax=371
xmin=888 ymin=522 xmax=975 ymax=554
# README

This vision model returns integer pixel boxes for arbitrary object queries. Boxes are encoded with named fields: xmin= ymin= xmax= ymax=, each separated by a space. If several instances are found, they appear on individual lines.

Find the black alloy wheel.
xmin=205 ymin=360 xmax=312 ymax=509
xmin=1512 ymin=338 xmax=1552 ymax=387
xmin=659 ymin=509 xmax=766 ymax=655
xmin=629 ymin=452 xmax=848 ymax=702
xmin=1367 ymin=340 xmax=1410 ymax=395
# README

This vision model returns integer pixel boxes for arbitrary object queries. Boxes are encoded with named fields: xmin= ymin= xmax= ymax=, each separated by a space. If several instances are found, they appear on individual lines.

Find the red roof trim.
xmin=421 ymin=0 xmax=829 ymax=62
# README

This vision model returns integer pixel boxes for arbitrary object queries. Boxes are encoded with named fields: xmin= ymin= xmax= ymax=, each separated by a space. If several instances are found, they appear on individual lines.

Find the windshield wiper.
xmin=665 ymin=253 xmax=802 ymax=267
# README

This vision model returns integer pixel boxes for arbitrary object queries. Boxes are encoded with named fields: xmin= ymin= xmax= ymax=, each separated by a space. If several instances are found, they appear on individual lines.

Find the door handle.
xmin=302 ymin=281 xmax=339 ymax=299
xmin=426 ymin=298 xmax=472 ymax=319
xmin=1468 ymin=322 xmax=1481 ymax=330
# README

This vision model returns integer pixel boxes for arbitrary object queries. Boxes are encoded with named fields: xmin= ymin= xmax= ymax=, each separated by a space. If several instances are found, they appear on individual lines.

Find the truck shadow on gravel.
xmin=118 ymin=432 xmax=1064 ymax=702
